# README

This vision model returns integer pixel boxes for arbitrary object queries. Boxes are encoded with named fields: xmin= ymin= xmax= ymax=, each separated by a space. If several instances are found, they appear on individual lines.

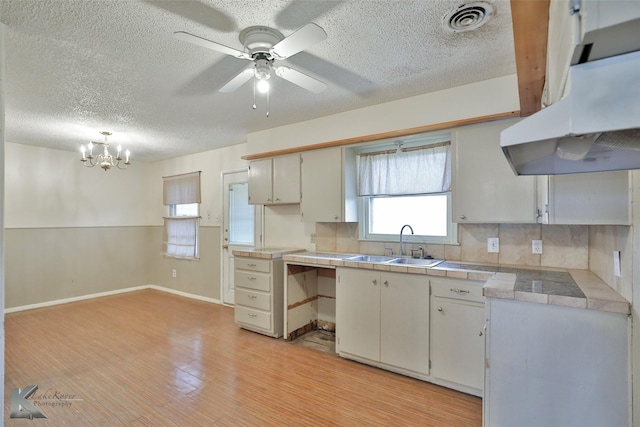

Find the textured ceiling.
xmin=0 ymin=0 xmax=516 ymax=162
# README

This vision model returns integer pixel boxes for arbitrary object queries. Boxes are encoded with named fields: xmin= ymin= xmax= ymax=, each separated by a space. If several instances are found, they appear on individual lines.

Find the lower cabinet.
xmin=336 ymin=267 xmax=430 ymax=376
xmin=234 ymin=256 xmax=284 ymax=338
xmin=430 ymin=278 xmax=485 ymax=396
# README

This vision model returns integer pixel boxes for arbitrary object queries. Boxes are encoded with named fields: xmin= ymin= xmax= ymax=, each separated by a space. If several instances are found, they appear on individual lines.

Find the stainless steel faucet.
xmin=399 ymin=224 xmax=414 ymax=256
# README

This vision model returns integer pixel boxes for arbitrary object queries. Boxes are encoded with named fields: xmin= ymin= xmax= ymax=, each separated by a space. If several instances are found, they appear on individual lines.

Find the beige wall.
xmin=147 ymin=226 xmax=220 ymax=300
xmin=5 ymin=226 xmax=151 ymax=308
xmin=4 ymin=141 xmax=249 ymax=308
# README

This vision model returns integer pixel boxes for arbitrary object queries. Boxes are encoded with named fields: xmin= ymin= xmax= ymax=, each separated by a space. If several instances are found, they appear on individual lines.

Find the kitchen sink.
xmin=345 ymin=255 xmax=398 ymax=263
xmin=387 ymin=258 xmax=444 ymax=267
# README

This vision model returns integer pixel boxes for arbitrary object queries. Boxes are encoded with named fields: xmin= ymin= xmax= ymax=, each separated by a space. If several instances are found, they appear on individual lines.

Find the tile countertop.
xmin=280 ymin=252 xmax=631 ymax=315
xmin=231 ymin=247 xmax=305 ymax=260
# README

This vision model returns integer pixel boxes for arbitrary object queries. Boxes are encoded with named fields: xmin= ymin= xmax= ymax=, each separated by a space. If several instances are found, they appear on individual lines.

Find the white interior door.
xmin=222 ymin=170 xmax=262 ymax=305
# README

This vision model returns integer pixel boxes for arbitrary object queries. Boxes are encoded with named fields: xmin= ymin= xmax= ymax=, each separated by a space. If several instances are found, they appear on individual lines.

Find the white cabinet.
xmin=336 ymin=267 xmax=429 ymax=376
xmin=248 ymin=154 xmax=300 ymax=205
xmin=300 ymin=147 xmax=357 ymax=222
xmin=546 ymin=171 xmax=631 ymax=225
xmin=430 ymin=278 xmax=485 ymax=396
xmin=453 ymin=119 xmax=538 ymax=223
xmin=234 ymin=256 xmax=284 ymax=337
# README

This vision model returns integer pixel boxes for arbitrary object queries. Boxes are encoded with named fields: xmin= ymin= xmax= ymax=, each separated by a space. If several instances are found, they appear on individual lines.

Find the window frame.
xmin=165 ymin=203 xmax=201 ymax=260
xmin=354 ymin=133 xmax=457 ymax=246
xmin=358 ymin=192 xmax=457 ymax=245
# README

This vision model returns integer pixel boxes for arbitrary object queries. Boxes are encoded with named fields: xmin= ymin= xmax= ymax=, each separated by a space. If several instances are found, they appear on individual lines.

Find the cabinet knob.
xmin=479 ymin=331 xmax=483 ymax=337
xmin=275 ymin=198 xmax=280 ymax=202
xmin=437 ymin=306 xmax=443 ymax=312
xmin=460 ymin=215 xmax=467 ymax=220
xmin=373 ymin=279 xmax=377 ymax=286
xmin=334 ymin=216 xmax=339 ymax=220
xmin=383 ymin=280 xmax=388 ymax=287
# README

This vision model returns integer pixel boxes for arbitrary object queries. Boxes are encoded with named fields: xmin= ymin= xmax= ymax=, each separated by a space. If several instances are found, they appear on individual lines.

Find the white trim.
xmin=5 ymin=285 xmax=222 ymax=313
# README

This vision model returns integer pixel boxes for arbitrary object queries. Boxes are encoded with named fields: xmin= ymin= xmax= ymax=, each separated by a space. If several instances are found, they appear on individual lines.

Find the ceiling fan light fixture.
xmin=256 ymin=79 xmax=270 ymax=94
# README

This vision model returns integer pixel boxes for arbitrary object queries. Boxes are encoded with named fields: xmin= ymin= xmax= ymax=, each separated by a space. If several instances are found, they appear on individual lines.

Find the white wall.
xmin=5 ymin=142 xmax=153 ymax=228
xmin=248 ymin=74 xmax=519 ymax=154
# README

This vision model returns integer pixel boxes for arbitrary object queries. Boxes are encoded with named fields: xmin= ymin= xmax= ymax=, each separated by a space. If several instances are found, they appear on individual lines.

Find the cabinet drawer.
xmin=236 ymin=289 xmax=271 ymax=311
xmin=235 ymin=258 xmax=271 ymax=273
xmin=431 ymin=279 xmax=484 ymax=303
xmin=235 ymin=270 xmax=271 ymax=292
xmin=235 ymin=306 xmax=272 ymax=331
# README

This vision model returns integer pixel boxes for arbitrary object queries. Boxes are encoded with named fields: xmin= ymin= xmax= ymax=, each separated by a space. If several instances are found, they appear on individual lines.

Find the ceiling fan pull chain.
xmin=266 ymin=89 xmax=270 ymax=117
xmin=252 ymin=77 xmax=257 ymax=110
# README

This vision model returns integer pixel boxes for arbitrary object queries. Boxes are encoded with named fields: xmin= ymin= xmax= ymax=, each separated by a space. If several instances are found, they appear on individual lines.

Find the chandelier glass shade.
xmin=80 ymin=131 xmax=131 ymax=171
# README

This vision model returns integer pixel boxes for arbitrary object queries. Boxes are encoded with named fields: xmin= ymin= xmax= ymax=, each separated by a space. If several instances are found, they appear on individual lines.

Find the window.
xmin=162 ymin=172 xmax=201 ymax=259
xmin=357 ymin=136 xmax=456 ymax=245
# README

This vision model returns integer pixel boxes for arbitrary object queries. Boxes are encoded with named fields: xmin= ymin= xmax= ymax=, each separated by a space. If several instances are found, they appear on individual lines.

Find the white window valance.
xmin=163 ymin=171 xmax=201 ymax=206
xmin=358 ymin=143 xmax=451 ymax=196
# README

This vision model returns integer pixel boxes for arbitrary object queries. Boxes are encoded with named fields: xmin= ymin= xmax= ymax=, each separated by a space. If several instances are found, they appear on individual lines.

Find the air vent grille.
xmin=443 ymin=2 xmax=495 ymax=33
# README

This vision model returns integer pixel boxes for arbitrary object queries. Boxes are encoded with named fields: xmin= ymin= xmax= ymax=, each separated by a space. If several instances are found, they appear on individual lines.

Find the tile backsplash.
xmin=316 ymin=223 xmax=589 ymax=269
xmin=315 ymin=222 xmax=632 ymax=301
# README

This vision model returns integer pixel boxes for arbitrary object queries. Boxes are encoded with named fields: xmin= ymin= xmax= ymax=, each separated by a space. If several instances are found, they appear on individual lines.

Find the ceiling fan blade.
xmin=270 ymin=23 xmax=327 ymax=59
xmin=274 ymin=66 xmax=327 ymax=94
xmin=174 ymin=31 xmax=249 ymax=59
xmin=219 ymin=67 xmax=255 ymax=93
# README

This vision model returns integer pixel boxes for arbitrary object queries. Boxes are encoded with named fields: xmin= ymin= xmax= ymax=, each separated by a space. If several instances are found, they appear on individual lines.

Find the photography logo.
xmin=10 ymin=385 xmax=47 ymax=419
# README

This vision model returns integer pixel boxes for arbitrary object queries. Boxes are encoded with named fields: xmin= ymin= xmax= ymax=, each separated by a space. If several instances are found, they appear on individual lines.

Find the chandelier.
xmin=80 ymin=131 xmax=131 ymax=171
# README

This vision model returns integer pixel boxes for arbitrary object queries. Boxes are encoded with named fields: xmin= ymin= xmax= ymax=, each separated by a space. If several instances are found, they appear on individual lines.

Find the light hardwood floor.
xmin=4 ymin=290 xmax=482 ymax=426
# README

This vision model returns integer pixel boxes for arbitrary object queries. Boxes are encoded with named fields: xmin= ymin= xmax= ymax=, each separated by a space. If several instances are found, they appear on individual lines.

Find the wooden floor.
xmin=4 ymin=290 xmax=482 ymax=426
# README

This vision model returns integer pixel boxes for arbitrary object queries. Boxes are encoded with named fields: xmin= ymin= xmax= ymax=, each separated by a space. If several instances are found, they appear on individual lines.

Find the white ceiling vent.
xmin=443 ymin=2 xmax=495 ymax=33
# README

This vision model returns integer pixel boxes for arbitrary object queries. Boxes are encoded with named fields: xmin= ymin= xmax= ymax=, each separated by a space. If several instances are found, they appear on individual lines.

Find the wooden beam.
xmin=242 ymin=110 xmax=519 ymax=160
xmin=510 ymin=0 xmax=550 ymax=117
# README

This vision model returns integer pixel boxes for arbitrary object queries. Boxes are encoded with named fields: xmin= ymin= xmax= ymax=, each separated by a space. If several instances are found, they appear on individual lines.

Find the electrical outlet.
xmin=310 ymin=233 xmax=316 ymax=243
xmin=487 ymin=237 xmax=499 ymax=253
xmin=532 ymin=240 xmax=543 ymax=254
xmin=172 ymin=269 xmax=177 ymax=278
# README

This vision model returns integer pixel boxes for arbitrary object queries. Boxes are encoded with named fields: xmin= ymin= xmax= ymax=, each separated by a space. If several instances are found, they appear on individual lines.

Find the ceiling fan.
xmin=174 ymin=23 xmax=328 ymax=102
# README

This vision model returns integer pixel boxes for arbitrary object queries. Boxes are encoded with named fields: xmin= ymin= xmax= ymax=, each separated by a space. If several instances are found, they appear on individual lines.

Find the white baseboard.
xmin=147 ymin=285 xmax=222 ymax=305
xmin=5 ymin=285 xmax=222 ymax=313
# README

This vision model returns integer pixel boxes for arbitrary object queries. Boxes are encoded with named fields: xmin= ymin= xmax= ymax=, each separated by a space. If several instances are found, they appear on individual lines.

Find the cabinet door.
xmin=431 ymin=297 xmax=484 ymax=391
xmin=336 ymin=268 xmax=380 ymax=361
xmin=248 ymin=159 xmax=272 ymax=204
xmin=548 ymin=171 xmax=631 ymax=225
xmin=301 ymin=147 xmax=343 ymax=222
xmin=454 ymin=119 xmax=537 ymax=223
xmin=273 ymin=154 xmax=301 ymax=204
xmin=380 ymin=273 xmax=429 ymax=374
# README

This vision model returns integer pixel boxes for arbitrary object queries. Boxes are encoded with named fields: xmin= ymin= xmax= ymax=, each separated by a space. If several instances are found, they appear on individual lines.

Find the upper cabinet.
xmin=300 ymin=147 xmax=357 ymax=223
xmin=453 ymin=119 xmax=539 ymax=223
xmin=248 ymin=154 xmax=301 ymax=205
xmin=546 ymin=171 xmax=631 ymax=225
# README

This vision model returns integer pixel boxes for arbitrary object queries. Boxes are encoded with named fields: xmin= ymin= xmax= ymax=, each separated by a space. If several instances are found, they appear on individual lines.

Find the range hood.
xmin=501 ymin=1 xmax=640 ymax=176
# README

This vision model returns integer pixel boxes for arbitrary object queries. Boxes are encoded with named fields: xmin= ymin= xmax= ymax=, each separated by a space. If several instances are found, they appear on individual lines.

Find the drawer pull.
xmin=450 ymin=288 xmax=470 ymax=294
xmin=248 ymin=313 xmax=258 ymax=318
xmin=248 ymin=295 xmax=257 ymax=299
xmin=247 ymin=263 xmax=257 ymax=267
xmin=248 ymin=276 xmax=257 ymax=280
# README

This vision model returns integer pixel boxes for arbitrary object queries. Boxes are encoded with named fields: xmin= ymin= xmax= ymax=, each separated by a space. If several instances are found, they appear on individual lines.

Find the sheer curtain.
xmin=358 ymin=143 xmax=451 ymax=196
xmin=162 ymin=171 xmax=201 ymax=259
